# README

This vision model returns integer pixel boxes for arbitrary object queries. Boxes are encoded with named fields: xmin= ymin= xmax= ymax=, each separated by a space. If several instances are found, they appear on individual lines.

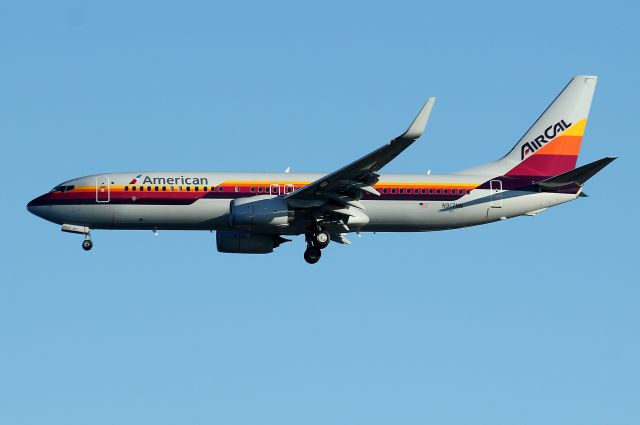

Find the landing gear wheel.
xmin=304 ymin=246 xmax=322 ymax=264
xmin=82 ymin=239 xmax=93 ymax=251
xmin=314 ymin=231 xmax=331 ymax=249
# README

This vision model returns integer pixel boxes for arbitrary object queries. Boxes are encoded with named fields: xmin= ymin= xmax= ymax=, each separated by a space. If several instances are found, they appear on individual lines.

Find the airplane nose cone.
xmin=27 ymin=195 xmax=48 ymax=218
xmin=26 ymin=198 xmax=37 ymax=214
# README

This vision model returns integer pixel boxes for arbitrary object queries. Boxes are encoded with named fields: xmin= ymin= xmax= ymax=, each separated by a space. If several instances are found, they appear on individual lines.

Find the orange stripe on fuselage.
xmin=375 ymin=183 xmax=479 ymax=189
xmin=222 ymin=181 xmax=311 ymax=186
xmin=67 ymin=182 xmax=483 ymax=195
xmin=72 ymin=182 xmax=482 ymax=190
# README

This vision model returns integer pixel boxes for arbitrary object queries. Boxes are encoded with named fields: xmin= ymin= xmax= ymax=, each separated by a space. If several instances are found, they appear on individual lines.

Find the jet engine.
xmin=230 ymin=195 xmax=293 ymax=229
xmin=216 ymin=230 xmax=290 ymax=254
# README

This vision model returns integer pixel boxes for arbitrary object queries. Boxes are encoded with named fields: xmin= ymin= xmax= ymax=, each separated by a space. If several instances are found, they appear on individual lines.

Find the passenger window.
xmin=147 ymin=186 xmax=152 ymax=191
xmin=186 ymin=186 xmax=191 ymax=192
xmin=443 ymin=189 xmax=448 ymax=194
xmin=436 ymin=189 xmax=441 ymax=194
xmin=421 ymin=189 xmax=426 ymax=194
xmin=132 ymin=186 xmax=137 ymax=191
xmin=251 ymin=187 xmax=255 ymax=193
xmin=195 ymin=186 xmax=199 ymax=192
xmin=258 ymin=187 xmax=263 ymax=193
xmin=235 ymin=186 xmax=240 ymax=192
xmin=458 ymin=189 xmax=463 ymax=195
xmin=399 ymin=188 xmax=404 ymax=194
xmin=466 ymin=190 xmax=471 ymax=195
xmin=391 ymin=188 xmax=396 ymax=194
xmin=178 ymin=186 xmax=183 ymax=192
xmin=203 ymin=186 xmax=208 ymax=191
xmin=162 ymin=186 xmax=166 ymax=191
xmin=125 ymin=186 xmax=129 ymax=191
xmin=155 ymin=186 xmax=159 ymax=191
xmin=383 ymin=188 xmax=387 ymax=194
xmin=218 ymin=186 xmax=224 ymax=192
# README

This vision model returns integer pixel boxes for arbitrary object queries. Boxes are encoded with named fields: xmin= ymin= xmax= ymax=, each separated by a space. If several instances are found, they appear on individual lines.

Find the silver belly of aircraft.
xmin=29 ymin=190 xmax=577 ymax=233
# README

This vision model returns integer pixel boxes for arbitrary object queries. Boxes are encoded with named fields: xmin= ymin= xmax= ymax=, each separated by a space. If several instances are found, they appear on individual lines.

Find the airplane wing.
xmin=285 ymin=98 xmax=435 ymax=218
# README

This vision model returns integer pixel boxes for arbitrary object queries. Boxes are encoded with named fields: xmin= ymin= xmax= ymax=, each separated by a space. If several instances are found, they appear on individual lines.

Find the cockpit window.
xmin=50 ymin=185 xmax=75 ymax=193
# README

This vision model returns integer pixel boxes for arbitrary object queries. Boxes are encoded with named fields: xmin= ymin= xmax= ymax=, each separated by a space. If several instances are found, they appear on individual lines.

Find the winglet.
xmin=397 ymin=97 xmax=435 ymax=140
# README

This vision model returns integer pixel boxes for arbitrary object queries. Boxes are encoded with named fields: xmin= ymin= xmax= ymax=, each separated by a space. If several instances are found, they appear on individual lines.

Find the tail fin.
xmin=458 ymin=75 xmax=598 ymax=177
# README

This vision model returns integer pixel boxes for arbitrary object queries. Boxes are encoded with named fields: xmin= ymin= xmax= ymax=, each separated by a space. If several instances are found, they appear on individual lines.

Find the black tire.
xmin=304 ymin=246 xmax=322 ymax=264
xmin=314 ymin=231 xmax=331 ymax=249
xmin=82 ymin=239 xmax=93 ymax=251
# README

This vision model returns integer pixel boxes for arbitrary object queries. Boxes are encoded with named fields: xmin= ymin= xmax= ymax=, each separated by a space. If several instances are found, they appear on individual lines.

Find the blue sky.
xmin=1 ymin=1 xmax=638 ymax=424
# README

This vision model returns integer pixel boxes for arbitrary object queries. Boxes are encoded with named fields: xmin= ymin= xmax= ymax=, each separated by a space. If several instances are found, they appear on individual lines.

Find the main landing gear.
xmin=303 ymin=229 xmax=331 ymax=264
xmin=304 ymin=245 xmax=321 ymax=264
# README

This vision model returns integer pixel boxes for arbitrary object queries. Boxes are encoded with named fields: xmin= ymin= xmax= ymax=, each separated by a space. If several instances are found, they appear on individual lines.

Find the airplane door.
xmin=270 ymin=184 xmax=280 ymax=195
xmin=96 ymin=175 xmax=110 ymax=203
xmin=490 ymin=180 xmax=502 ymax=208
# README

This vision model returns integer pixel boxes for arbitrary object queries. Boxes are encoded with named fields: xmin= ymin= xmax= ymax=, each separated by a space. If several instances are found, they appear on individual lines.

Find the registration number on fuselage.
xmin=441 ymin=202 xmax=463 ymax=210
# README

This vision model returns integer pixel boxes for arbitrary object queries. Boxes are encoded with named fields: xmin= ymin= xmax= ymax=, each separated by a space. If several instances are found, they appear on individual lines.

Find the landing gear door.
xmin=490 ymin=180 xmax=502 ymax=208
xmin=96 ymin=176 xmax=110 ymax=203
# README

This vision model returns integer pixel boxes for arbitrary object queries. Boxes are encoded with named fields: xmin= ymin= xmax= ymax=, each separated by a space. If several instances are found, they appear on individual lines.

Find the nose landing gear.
xmin=61 ymin=224 xmax=93 ymax=251
xmin=82 ymin=238 xmax=93 ymax=251
xmin=81 ymin=232 xmax=93 ymax=251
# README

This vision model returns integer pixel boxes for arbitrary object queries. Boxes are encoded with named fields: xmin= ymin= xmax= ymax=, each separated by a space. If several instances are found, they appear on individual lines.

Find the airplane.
xmin=27 ymin=75 xmax=615 ymax=264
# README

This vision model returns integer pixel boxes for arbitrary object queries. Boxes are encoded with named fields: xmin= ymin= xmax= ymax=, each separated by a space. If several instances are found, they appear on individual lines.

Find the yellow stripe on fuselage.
xmin=68 ymin=181 xmax=482 ymax=193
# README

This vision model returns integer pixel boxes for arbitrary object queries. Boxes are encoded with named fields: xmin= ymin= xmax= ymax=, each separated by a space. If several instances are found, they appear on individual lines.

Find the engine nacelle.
xmin=216 ymin=230 xmax=288 ymax=254
xmin=230 ymin=195 xmax=293 ymax=229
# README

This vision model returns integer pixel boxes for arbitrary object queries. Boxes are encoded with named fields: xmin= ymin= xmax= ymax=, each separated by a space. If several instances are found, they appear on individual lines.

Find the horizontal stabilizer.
xmin=537 ymin=157 xmax=616 ymax=188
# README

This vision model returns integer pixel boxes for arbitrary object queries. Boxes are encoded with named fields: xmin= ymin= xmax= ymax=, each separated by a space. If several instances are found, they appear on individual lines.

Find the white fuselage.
xmin=27 ymin=171 xmax=578 ymax=234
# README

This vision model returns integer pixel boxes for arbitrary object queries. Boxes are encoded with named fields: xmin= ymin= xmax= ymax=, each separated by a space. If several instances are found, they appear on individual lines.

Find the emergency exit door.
xmin=96 ymin=176 xmax=110 ymax=203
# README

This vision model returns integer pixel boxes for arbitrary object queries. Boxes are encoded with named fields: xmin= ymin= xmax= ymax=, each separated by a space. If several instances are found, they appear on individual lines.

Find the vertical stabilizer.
xmin=457 ymin=76 xmax=597 ymax=177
